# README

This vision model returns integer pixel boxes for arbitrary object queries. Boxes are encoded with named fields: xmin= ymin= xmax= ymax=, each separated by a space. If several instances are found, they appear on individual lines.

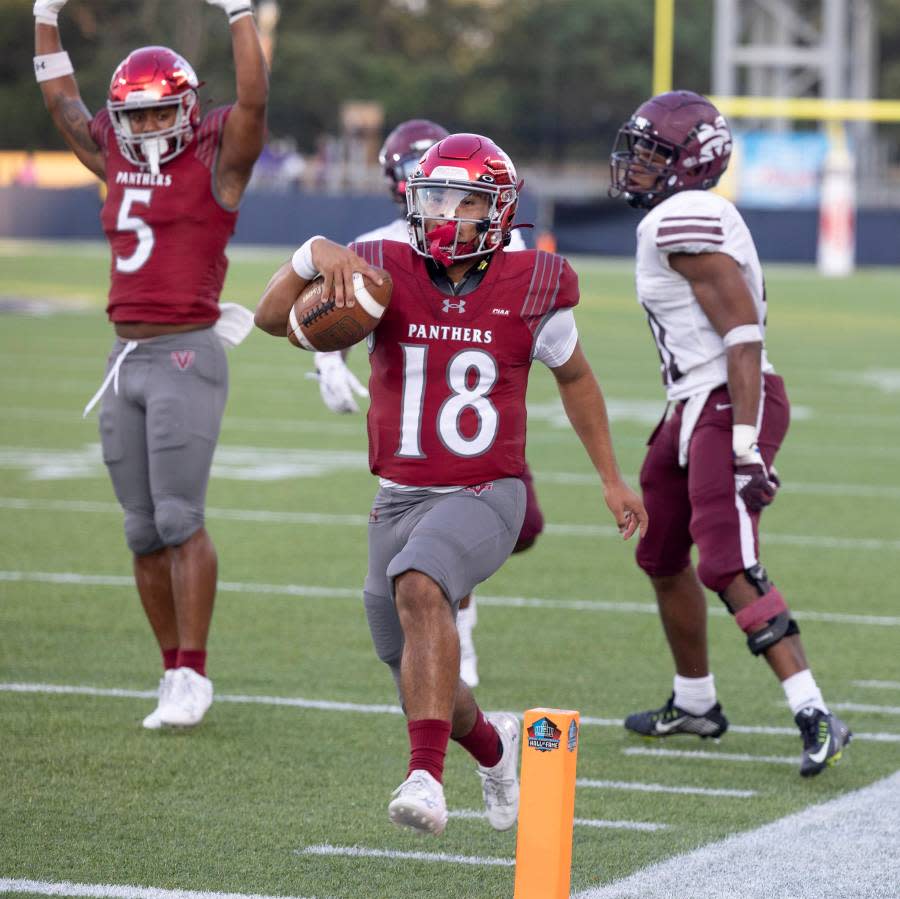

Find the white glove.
xmin=33 ymin=0 xmax=69 ymax=26
xmin=205 ymin=0 xmax=254 ymax=22
xmin=306 ymin=351 xmax=368 ymax=414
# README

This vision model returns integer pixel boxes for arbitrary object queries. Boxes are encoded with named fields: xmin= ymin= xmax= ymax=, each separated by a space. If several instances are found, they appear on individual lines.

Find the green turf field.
xmin=1 ymin=240 xmax=898 ymax=899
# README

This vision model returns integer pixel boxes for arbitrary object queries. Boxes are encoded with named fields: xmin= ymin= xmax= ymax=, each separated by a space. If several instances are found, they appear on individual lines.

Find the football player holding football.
xmin=34 ymin=0 xmax=268 ymax=728
xmin=255 ymin=133 xmax=648 ymax=834
xmin=609 ymin=90 xmax=851 ymax=776
xmin=312 ymin=118 xmax=540 ymax=689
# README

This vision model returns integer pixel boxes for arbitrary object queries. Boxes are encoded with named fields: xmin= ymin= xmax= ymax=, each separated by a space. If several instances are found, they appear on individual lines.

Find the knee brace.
xmin=153 ymin=497 xmax=203 ymax=547
xmin=720 ymin=565 xmax=800 ymax=656
xmin=123 ymin=508 xmax=164 ymax=556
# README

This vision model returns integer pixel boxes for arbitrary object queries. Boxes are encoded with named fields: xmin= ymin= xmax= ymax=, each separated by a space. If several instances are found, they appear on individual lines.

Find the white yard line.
xmin=3 ymin=568 xmax=900 ymax=630
xmin=574 ymin=771 xmax=900 ymax=899
xmin=853 ymin=680 xmax=900 ymax=690
xmin=3 ymin=495 xmax=900 ymax=552
xmin=622 ymin=747 xmax=797 ymax=765
xmin=446 ymin=808 xmax=667 ymax=832
xmin=831 ymin=702 xmax=900 ymax=716
xmin=2 ymin=682 xmax=898 ymax=745
xmin=0 ymin=879 xmax=319 ymax=899
xmin=575 ymin=779 xmax=756 ymax=798
xmin=297 ymin=844 xmax=514 ymax=867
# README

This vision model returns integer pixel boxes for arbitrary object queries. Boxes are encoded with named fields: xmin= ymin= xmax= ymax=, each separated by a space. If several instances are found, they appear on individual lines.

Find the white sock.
xmin=782 ymin=669 xmax=828 ymax=716
xmin=673 ymin=673 xmax=717 ymax=715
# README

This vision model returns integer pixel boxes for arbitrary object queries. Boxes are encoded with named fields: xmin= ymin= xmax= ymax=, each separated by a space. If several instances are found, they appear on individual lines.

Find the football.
xmin=287 ymin=269 xmax=393 ymax=352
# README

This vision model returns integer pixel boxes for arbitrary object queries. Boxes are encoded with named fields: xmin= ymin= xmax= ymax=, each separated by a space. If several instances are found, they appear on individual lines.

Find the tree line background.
xmin=2 ymin=0 xmax=899 ymax=163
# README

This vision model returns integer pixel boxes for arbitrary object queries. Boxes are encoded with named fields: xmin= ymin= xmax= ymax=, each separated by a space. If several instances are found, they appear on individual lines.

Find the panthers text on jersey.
xmin=635 ymin=189 xmax=775 ymax=401
xmin=352 ymin=240 xmax=578 ymax=487
xmin=90 ymin=107 xmax=238 ymax=324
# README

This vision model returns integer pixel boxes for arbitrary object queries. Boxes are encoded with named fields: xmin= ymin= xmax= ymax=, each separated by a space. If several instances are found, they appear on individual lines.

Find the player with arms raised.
xmin=609 ymin=90 xmax=850 ymax=776
xmin=34 ymin=0 xmax=268 ymax=728
xmin=256 ymin=133 xmax=647 ymax=834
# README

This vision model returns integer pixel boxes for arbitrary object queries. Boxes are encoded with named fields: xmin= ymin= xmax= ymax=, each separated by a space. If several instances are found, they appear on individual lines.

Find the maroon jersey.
xmin=353 ymin=240 xmax=579 ymax=486
xmin=90 ymin=106 xmax=238 ymax=324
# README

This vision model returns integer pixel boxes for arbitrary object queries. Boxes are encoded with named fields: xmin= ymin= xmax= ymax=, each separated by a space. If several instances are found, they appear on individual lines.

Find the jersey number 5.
xmin=398 ymin=346 xmax=499 ymax=458
xmin=115 ymin=188 xmax=154 ymax=273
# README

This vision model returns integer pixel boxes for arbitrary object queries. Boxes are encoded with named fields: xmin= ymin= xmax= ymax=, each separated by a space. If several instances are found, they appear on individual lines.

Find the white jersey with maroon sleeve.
xmin=635 ymin=190 xmax=774 ymax=401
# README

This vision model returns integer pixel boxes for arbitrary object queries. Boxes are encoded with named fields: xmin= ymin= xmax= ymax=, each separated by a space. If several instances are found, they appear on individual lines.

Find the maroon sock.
xmin=176 ymin=648 xmax=207 ymax=677
xmin=454 ymin=709 xmax=502 ymax=768
xmin=161 ymin=648 xmax=179 ymax=671
xmin=407 ymin=719 xmax=452 ymax=783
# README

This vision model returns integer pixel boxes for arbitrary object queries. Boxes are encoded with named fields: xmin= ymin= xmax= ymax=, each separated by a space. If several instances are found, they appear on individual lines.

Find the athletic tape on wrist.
xmin=291 ymin=236 xmax=324 ymax=281
xmin=723 ymin=324 xmax=763 ymax=348
xmin=732 ymin=423 xmax=758 ymax=458
xmin=34 ymin=51 xmax=74 ymax=82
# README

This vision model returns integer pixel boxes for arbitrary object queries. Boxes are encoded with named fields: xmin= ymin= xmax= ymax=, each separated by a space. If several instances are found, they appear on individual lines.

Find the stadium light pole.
xmin=653 ymin=0 xmax=675 ymax=95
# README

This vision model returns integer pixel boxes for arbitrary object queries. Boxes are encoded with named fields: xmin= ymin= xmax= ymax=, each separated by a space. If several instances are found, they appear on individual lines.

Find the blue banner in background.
xmin=733 ymin=131 xmax=830 ymax=208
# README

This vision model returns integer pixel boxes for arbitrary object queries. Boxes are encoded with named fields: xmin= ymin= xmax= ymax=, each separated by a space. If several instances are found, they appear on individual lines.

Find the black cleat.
xmin=795 ymin=708 xmax=852 ymax=777
xmin=624 ymin=693 xmax=728 ymax=739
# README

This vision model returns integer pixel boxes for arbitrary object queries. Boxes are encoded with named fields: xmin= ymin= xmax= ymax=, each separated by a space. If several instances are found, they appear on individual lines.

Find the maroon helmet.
xmin=406 ymin=133 xmax=520 ymax=265
xmin=107 ymin=46 xmax=200 ymax=172
xmin=609 ymin=90 xmax=732 ymax=208
xmin=378 ymin=119 xmax=450 ymax=203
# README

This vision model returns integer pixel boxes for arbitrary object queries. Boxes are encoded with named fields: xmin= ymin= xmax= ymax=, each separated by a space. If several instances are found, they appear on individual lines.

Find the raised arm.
xmin=33 ymin=1 xmax=104 ymax=180
xmin=551 ymin=343 xmax=648 ymax=540
xmin=208 ymin=0 xmax=269 ymax=208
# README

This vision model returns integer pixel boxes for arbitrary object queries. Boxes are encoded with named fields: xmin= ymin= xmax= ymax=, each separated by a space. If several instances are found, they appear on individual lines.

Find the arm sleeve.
xmin=533 ymin=308 xmax=578 ymax=368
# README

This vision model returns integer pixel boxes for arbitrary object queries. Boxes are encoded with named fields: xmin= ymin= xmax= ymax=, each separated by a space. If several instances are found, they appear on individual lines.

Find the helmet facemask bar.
xmin=406 ymin=181 xmax=515 ymax=265
xmin=609 ymin=127 xmax=679 ymax=209
xmin=107 ymin=91 xmax=197 ymax=174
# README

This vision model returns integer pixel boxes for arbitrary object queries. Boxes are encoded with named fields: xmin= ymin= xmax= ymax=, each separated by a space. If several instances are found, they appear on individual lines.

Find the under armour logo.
xmin=171 ymin=350 xmax=195 ymax=371
xmin=442 ymin=299 xmax=466 ymax=314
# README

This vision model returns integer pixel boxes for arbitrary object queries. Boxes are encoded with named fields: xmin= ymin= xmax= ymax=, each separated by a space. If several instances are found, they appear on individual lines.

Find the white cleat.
xmin=388 ymin=769 xmax=448 ymax=835
xmin=142 ymin=669 xmax=175 ymax=730
xmin=457 ymin=600 xmax=479 ymax=688
xmin=477 ymin=712 xmax=520 ymax=831
xmin=157 ymin=666 xmax=213 ymax=727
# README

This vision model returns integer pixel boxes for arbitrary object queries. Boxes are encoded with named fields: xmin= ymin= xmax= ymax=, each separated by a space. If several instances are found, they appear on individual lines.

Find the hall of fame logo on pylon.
xmin=527 ymin=716 xmax=561 ymax=752
xmin=567 ymin=719 xmax=578 ymax=752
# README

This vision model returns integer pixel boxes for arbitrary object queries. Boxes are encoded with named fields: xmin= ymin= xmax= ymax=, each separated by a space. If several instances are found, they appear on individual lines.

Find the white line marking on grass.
xmin=298 ymin=844 xmax=514 ymax=867
xmin=0 ymin=879 xmax=319 ymax=899
xmin=5 ymin=682 xmax=899 ymax=744
xmin=5 ymin=568 xmax=900 ymax=630
xmin=447 ymin=809 xmax=667 ymax=832
xmin=622 ymin=747 xmax=797 ymax=765
xmin=853 ymin=680 xmax=900 ymax=690
xmin=832 ymin=702 xmax=900 ymax=715
xmin=4 ymin=495 xmax=900 ymax=553
xmin=574 ymin=770 xmax=900 ymax=899
xmin=575 ymin=779 xmax=756 ymax=798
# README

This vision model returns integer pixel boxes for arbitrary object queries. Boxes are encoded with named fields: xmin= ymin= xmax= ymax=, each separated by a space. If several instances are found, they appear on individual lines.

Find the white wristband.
xmin=732 ymin=423 xmax=758 ymax=458
xmin=723 ymin=324 xmax=763 ymax=348
xmin=291 ymin=236 xmax=324 ymax=281
xmin=34 ymin=51 xmax=74 ymax=82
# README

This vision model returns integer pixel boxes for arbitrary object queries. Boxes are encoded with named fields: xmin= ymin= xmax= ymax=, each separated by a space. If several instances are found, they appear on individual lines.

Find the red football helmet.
xmin=406 ymin=133 xmax=520 ymax=265
xmin=378 ymin=119 xmax=450 ymax=203
xmin=609 ymin=90 xmax=732 ymax=208
xmin=107 ymin=46 xmax=200 ymax=173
